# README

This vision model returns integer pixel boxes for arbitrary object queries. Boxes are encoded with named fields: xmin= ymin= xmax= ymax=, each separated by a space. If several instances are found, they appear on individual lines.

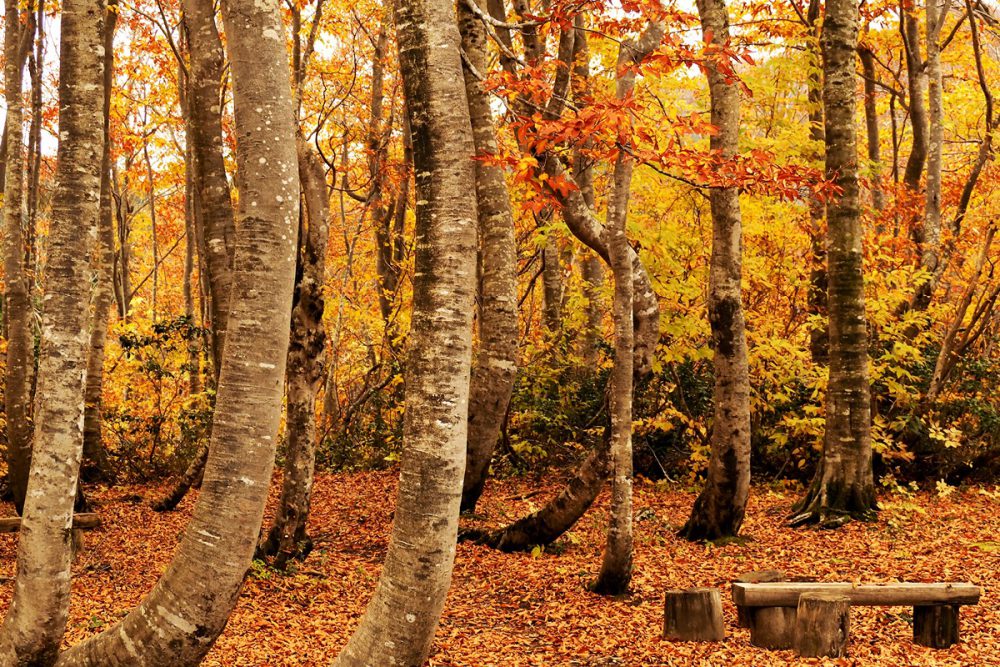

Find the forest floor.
xmin=0 ymin=470 xmax=998 ymax=666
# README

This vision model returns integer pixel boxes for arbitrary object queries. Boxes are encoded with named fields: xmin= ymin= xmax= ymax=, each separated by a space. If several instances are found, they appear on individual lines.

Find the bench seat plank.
xmin=733 ymin=582 xmax=981 ymax=607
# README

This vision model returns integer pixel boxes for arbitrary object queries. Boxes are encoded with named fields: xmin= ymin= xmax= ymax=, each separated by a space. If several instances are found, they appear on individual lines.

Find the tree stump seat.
xmin=733 ymin=581 xmax=982 ymax=650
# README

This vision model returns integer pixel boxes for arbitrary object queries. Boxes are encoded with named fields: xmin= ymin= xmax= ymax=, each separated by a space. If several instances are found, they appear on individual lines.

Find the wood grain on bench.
xmin=733 ymin=582 xmax=982 ymax=607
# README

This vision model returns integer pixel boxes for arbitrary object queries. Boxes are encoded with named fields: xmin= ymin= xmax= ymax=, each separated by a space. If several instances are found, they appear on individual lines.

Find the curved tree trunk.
xmin=332 ymin=0 xmax=478 ymax=663
xmin=3 ymin=0 xmax=35 ymax=514
xmin=81 ymin=0 xmax=118 ymax=485
xmin=791 ymin=0 xmax=876 ymax=527
xmin=458 ymin=0 xmax=519 ymax=515
xmin=257 ymin=139 xmax=330 ymax=568
xmin=151 ymin=0 xmax=236 ymax=512
xmin=0 ymin=0 xmax=105 ymax=659
xmin=679 ymin=0 xmax=751 ymax=542
xmin=54 ymin=0 xmax=301 ymax=661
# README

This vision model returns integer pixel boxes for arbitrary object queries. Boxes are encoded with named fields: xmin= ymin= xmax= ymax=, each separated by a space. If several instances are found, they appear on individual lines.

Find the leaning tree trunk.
xmin=54 ymin=0 xmax=301 ymax=661
xmin=151 ymin=0 xmax=237 ymax=512
xmin=592 ymin=21 xmax=664 ymax=595
xmin=3 ymin=0 xmax=35 ymax=514
xmin=457 ymin=0 xmax=519 ymax=515
xmin=332 ymin=0 xmax=478 ymax=663
xmin=257 ymin=138 xmax=330 ymax=568
xmin=679 ymin=0 xmax=751 ymax=542
xmin=790 ymin=0 xmax=876 ymax=527
xmin=0 ymin=0 xmax=105 ymax=659
xmin=81 ymin=0 xmax=118 ymax=485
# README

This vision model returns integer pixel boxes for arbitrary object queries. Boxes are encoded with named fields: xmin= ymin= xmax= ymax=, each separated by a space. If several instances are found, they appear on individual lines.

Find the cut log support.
xmin=914 ymin=605 xmax=960 ymax=649
xmin=732 ymin=581 xmax=981 ymax=607
xmin=794 ymin=593 xmax=850 ymax=658
xmin=735 ymin=569 xmax=784 ymax=628
xmin=748 ymin=606 xmax=797 ymax=649
xmin=0 ymin=512 xmax=102 ymax=532
xmin=663 ymin=587 xmax=725 ymax=642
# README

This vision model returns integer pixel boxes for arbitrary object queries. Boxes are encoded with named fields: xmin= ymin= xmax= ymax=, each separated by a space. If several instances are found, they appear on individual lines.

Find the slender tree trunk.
xmin=150 ymin=0 xmax=236 ymax=512
xmin=791 ymin=0 xmax=876 ymax=527
xmin=913 ymin=0 xmax=952 ymax=311
xmin=332 ymin=0 xmax=478 ymax=662
xmin=3 ymin=0 xmax=35 ymax=514
xmin=858 ymin=42 xmax=884 ymax=214
xmin=592 ymin=22 xmax=664 ymax=595
xmin=55 ymin=0 xmax=301 ymax=661
xmin=457 ymin=0 xmax=519 ymax=515
xmin=257 ymin=139 xmax=330 ymax=568
xmin=541 ymin=234 xmax=565 ymax=332
xmin=806 ymin=0 xmax=829 ymax=364
xmin=0 ymin=0 xmax=105 ymax=659
xmin=81 ymin=1 xmax=118 ymax=485
xmin=901 ymin=3 xmax=928 ymax=208
xmin=679 ymin=0 xmax=751 ymax=542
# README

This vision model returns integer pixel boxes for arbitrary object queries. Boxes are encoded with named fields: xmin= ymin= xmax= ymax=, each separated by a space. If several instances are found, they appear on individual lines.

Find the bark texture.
xmin=257 ymin=139 xmax=330 ymax=568
xmin=679 ymin=0 xmax=751 ymax=542
xmin=81 ymin=0 xmax=118 ymax=484
xmin=332 ymin=0 xmax=478 ymax=663
xmin=791 ymin=0 xmax=876 ymax=527
xmin=54 ymin=0 xmax=301 ymax=660
xmin=457 ymin=0 xmax=519 ymax=515
xmin=592 ymin=21 xmax=665 ymax=596
xmin=0 ymin=0 xmax=105 ymax=660
xmin=3 ymin=0 xmax=35 ymax=514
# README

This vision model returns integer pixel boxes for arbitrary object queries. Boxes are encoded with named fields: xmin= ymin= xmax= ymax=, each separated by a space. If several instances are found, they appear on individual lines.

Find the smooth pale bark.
xmin=593 ymin=21 xmax=664 ymax=595
xmin=81 ymin=1 xmax=118 ymax=484
xmin=913 ymin=0 xmax=952 ymax=311
xmin=183 ymin=0 xmax=235 ymax=376
xmin=54 ymin=0 xmax=301 ymax=661
xmin=457 ymin=0 xmax=519 ymax=515
xmin=791 ymin=0 xmax=876 ymax=527
xmin=257 ymin=138 xmax=330 ymax=568
xmin=3 ymin=0 xmax=35 ymax=514
xmin=0 ymin=0 xmax=105 ymax=660
xmin=332 ymin=0 xmax=477 ymax=662
xmin=679 ymin=0 xmax=751 ymax=542
xmin=152 ymin=0 xmax=236 ymax=512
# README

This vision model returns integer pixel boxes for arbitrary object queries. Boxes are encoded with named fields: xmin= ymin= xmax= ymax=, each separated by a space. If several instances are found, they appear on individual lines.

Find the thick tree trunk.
xmin=0 ymin=0 xmax=105 ymax=659
xmin=54 ymin=0 xmax=301 ymax=661
xmin=457 ymin=0 xmax=519 ymax=515
xmin=679 ymin=0 xmax=751 ymax=542
xmin=257 ymin=139 xmax=330 ymax=568
xmin=592 ymin=22 xmax=664 ymax=595
xmin=332 ymin=0 xmax=477 ymax=663
xmin=791 ymin=0 xmax=876 ymax=527
xmin=3 ymin=0 xmax=35 ymax=514
xmin=81 ymin=1 xmax=118 ymax=485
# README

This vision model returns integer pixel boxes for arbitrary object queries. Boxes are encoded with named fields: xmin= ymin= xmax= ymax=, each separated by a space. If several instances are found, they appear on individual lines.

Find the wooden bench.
xmin=733 ymin=581 xmax=982 ymax=649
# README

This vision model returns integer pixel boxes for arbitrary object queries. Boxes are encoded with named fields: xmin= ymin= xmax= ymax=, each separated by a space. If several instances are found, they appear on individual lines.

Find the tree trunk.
xmin=150 ymin=0 xmax=237 ymax=512
xmin=54 ymin=0 xmax=301 ymax=660
xmin=257 ymin=138 xmax=330 ymax=569
xmin=858 ymin=43 xmax=884 ymax=214
xmin=592 ymin=21 xmax=664 ymax=596
xmin=806 ymin=0 xmax=828 ymax=364
xmin=457 ymin=0 xmax=519 ymax=515
xmin=680 ymin=0 xmax=751 ymax=542
xmin=902 ymin=6 xmax=928 ymax=196
xmin=0 ymin=0 xmax=105 ymax=659
xmin=3 ymin=0 xmax=35 ymax=514
xmin=183 ymin=0 xmax=235 ymax=378
xmin=332 ymin=0 xmax=477 ymax=662
xmin=791 ymin=0 xmax=876 ymax=527
xmin=81 ymin=0 xmax=118 ymax=485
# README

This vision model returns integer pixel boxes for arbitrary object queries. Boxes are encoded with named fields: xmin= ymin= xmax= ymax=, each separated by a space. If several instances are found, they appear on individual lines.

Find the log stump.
xmin=794 ymin=593 xmax=850 ymax=658
xmin=663 ymin=588 xmax=725 ymax=642
xmin=735 ymin=569 xmax=784 ymax=628
xmin=748 ymin=606 xmax=797 ymax=649
xmin=913 ymin=605 xmax=960 ymax=648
